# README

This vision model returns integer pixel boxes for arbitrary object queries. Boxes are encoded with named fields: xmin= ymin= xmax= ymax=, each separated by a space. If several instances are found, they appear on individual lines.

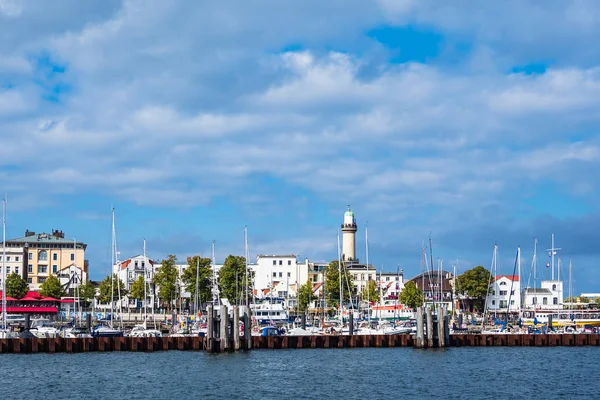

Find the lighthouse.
xmin=341 ymin=206 xmax=357 ymax=262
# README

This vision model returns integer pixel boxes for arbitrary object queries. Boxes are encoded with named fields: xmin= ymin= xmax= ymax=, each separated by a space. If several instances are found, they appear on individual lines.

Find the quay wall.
xmin=0 ymin=334 xmax=599 ymax=354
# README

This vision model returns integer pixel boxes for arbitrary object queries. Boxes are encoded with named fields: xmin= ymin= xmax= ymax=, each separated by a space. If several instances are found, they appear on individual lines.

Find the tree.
xmin=181 ymin=256 xmax=213 ymax=309
xmin=154 ymin=255 xmax=179 ymax=310
xmin=98 ymin=274 xmax=128 ymax=304
xmin=400 ymin=281 xmax=423 ymax=310
xmin=324 ymin=260 xmax=355 ymax=307
xmin=361 ymin=280 xmax=380 ymax=304
xmin=218 ymin=255 xmax=254 ymax=304
xmin=78 ymin=280 xmax=97 ymax=306
xmin=5 ymin=272 xmax=28 ymax=299
xmin=129 ymin=276 xmax=149 ymax=304
xmin=298 ymin=281 xmax=317 ymax=312
xmin=456 ymin=266 xmax=493 ymax=299
xmin=40 ymin=275 xmax=64 ymax=299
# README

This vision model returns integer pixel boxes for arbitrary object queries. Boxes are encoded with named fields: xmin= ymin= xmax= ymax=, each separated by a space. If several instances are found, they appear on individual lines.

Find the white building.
xmin=252 ymin=254 xmax=309 ymax=298
xmin=347 ymin=264 xmax=377 ymax=295
xmin=522 ymin=280 xmax=563 ymax=309
xmin=341 ymin=207 xmax=357 ymax=262
xmin=0 ymin=246 xmax=27 ymax=285
xmin=486 ymin=275 xmax=520 ymax=312
xmin=378 ymin=271 xmax=405 ymax=299
xmin=57 ymin=263 xmax=88 ymax=294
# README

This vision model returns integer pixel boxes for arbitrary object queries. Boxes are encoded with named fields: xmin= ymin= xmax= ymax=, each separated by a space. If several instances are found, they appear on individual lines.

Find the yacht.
xmin=369 ymin=300 xmax=414 ymax=321
xmin=251 ymin=297 xmax=289 ymax=325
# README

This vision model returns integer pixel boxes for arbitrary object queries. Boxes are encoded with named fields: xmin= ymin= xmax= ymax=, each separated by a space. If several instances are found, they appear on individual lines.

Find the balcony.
xmin=341 ymin=223 xmax=357 ymax=229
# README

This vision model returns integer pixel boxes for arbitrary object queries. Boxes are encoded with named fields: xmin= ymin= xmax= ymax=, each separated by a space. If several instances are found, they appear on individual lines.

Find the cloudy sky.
xmin=1 ymin=0 xmax=599 ymax=292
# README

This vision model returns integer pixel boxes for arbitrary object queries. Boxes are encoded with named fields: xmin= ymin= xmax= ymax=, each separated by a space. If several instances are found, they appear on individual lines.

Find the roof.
xmin=0 ymin=307 xmax=58 ymax=313
xmin=411 ymin=270 xmax=454 ymax=280
xmin=344 ymin=207 xmax=354 ymax=217
xmin=312 ymin=283 xmax=323 ymax=292
xmin=257 ymin=254 xmax=296 ymax=258
xmin=118 ymin=257 xmax=154 ymax=270
xmin=7 ymin=231 xmax=87 ymax=248
xmin=496 ymin=275 xmax=519 ymax=281
xmin=524 ymin=288 xmax=552 ymax=294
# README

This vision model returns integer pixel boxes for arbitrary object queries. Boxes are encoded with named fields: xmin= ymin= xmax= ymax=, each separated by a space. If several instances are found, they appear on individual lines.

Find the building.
xmin=522 ymin=280 xmax=563 ymax=309
xmin=252 ymin=255 xmax=308 ymax=299
xmin=5 ymin=230 xmax=87 ymax=291
xmin=341 ymin=206 xmax=357 ymax=262
xmin=486 ymin=275 xmax=520 ymax=312
xmin=347 ymin=264 xmax=377 ymax=296
xmin=378 ymin=271 xmax=405 ymax=299
xmin=409 ymin=270 xmax=454 ymax=311
xmin=0 ymin=246 xmax=28 ymax=285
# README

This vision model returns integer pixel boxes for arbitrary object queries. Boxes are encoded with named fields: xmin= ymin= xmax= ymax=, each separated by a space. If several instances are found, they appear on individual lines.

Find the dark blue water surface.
xmin=0 ymin=347 xmax=598 ymax=399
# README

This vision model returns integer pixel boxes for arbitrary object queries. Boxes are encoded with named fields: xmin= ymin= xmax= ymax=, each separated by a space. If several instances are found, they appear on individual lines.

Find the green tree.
xmin=456 ymin=266 xmax=493 ymax=299
xmin=298 ymin=281 xmax=317 ymax=311
xmin=5 ymin=272 xmax=28 ymax=299
xmin=182 ymin=256 xmax=213 ymax=308
xmin=361 ymin=280 xmax=380 ymax=304
xmin=324 ymin=260 xmax=355 ymax=307
xmin=218 ymin=255 xmax=254 ymax=304
xmin=39 ymin=275 xmax=64 ymax=299
xmin=78 ymin=280 xmax=97 ymax=306
xmin=399 ymin=281 xmax=423 ymax=310
xmin=129 ymin=276 xmax=149 ymax=303
xmin=154 ymin=255 xmax=179 ymax=310
xmin=98 ymin=274 xmax=128 ymax=304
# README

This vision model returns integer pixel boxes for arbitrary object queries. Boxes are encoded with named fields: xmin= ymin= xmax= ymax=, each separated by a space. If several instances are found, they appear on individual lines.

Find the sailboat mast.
xmin=195 ymin=256 xmax=199 ymax=317
xmin=143 ymin=239 xmax=147 ymax=323
xmin=74 ymin=237 xmax=80 ymax=327
xmin=244 ymin=226 xmax=249 ymax=309
xmin=212 ymin=240 xmax=217 ymax=304
xmin=533 ymin=238 xmax=537 ymax=290
xmin=569 ymin=259 xmax=572 ymax=312
xmin=493 ymin=244 xmax=498 ymax=319
xmin=110 ymin=207 xmax=115 ymax=326
xmin=2 ymin=197 xmax=6 ymax=331
xmin=365 ymin=224 xmax=370 ymax=320
xmin=337 ymin=230 xmax=342 ymax=322
xmin=517 ymin=246 xmax=521 ymax=315
xmin=551 ymin=234 xmax=555 ymax=280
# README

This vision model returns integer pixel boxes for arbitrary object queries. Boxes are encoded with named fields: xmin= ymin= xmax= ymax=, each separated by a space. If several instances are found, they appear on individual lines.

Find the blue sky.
xmin=1 ymin=0 xmax=600 ymax=292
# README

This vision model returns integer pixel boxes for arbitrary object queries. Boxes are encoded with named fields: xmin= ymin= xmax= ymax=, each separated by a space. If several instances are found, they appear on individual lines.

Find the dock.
xmin=0 ymin=333 xmax=599 ymax=354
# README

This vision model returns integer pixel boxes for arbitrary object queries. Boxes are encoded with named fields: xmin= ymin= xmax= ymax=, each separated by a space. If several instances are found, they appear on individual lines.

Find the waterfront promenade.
xmin=1 ymin=333 xmax=599 ymax=354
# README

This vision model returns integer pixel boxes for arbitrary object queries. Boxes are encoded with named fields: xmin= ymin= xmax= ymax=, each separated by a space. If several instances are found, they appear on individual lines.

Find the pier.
xmin=0 ymin=333 xmax=599 ymax=354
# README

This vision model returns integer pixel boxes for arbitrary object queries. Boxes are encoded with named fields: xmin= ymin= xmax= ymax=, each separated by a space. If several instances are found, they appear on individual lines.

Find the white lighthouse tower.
xmin=341 ymin=206 xmax=357 ymax=262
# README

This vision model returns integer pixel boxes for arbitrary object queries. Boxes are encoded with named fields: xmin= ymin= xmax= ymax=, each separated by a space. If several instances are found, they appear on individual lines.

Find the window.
xmin=39 ymin=250 xmax=48 ymax=261
xmin=533 ymin=297 xmax=537 ymax=304
xmin=28 ymin=265 xmax=32 ymax=273
xmin=142 ymin=262 xmax=145 ymax=268
xmin=499 ymin=281 xmax=506 ymax=286
xmin=28 ymin=252 xmax=32 ymax=260
xmin=273 ymin=260 xmax=276 ymax=265
xmin=71 ymin=253 xmax=75 ymax=261
xmin=553 ymin=297 xmax=558 ymax=305
xmin=278 ymin=272 xmax=282 ymax=278
xmin=313 ymin=275 xmax=317 ymax=282
xmin=510 ymin=300 xmax=515 ymax=305
xmin=6 ymin=267 xmax=9 ymax=274
xmin=361 ymin=274 xmax=365 ymax=280
xmin=288 ymin=260 xmax=291 ymax=266
xmin=15 ymin=267 xmax=19 ymax=274
xmin=499 ymin=300 xmax=508 ymax=308
xmin=38 ymin=277 xmax=46 ymax=283
xmin=38 ymin=265 xmax=47 ymax=273
xmin=491 ymin=300 xmax=495 ymax=305
xmin=368 ymin=275 xmax=372 ymax=281
xmin=15 ymin=256 xmax=19 ymax=262
xmin=27 ymin=278 xmax=32 ymax=284
xmin=53 ymin=253 xmax=57 ymax=261
xmin=287 ymin=272 xmax=291 ymax=278
xmin=552 ymin=284 xmax=556 ymax=291
xmin=6 ymin=256 xmax=9 ymax=262
xmin=52 ymin=265 xmax=58 ymax=273
xmin=135 ymin=261 xmax=138 ymax=268
xmin=543 ymin=297 xmax=548 ymax=305
xmin=272 ymin=272 xmax=276 ymax=277
xmin=386 ymin=277 xmax=390 ymax=281
xmin=279 ymin=260 xmax=282 ymax=266
xmin=500 ymin=291 xmax=507 ymax=296
xmin=510 ymin=290 xmax=515 ymax=295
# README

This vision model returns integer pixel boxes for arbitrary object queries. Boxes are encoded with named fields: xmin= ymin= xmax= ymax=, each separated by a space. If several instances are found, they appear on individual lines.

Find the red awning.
xmin=5 ymin=296 xmax=16 ymax=301
xmin=20 ymin=296 xmax=42 ymax=301
xmin=40 ymin=297 xmax=59 ymax=301
xmin=0 ymin=307 xmax=58 ymax=313
xmin=60 ymin=299 xmax=75 ymax=303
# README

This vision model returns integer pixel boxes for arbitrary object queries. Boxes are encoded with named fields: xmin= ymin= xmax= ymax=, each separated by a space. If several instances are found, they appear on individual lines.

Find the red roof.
xmin=495 ymin=275 xmax=519 ymax=281
xmin=21 ymin=296 xmax=42 ymax=301
xmin=0 ymin=307 xmax=58 ymax=313
xmin=41 ymin=296 xmax=59 ymax=301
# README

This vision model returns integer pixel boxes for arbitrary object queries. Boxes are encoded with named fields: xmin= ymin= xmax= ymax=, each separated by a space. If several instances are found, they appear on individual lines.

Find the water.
xmin=0 ymin=347 xmax=598 ymax=399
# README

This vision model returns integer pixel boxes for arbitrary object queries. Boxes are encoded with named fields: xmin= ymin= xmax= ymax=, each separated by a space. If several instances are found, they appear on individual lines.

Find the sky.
xmin=1 ymin=0 xmax=599 ymax=293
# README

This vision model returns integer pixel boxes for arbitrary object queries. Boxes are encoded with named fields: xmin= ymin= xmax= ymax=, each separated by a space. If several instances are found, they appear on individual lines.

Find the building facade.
xmin=252 ymin=255 xmax=309 ymax=298
xmin=5 ymin=230 xmax=87 ymax=291
xmin=0 ymin=246 xmax=28 ymax=285
xmin=522 ymin=280 xmax=563 ymax=309
xmin=409 ymin=270 xmax=454 ymax=311
xmin=486 ymin=275 xmax=520 ymax=312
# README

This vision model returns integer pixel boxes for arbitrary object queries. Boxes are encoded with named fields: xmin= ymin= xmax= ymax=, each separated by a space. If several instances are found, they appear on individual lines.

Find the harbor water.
xmin=1 ymin=347 xmax=598 ymax=399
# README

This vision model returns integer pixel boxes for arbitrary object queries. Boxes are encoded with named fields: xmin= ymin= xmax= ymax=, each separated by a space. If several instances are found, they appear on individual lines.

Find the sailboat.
xmin=92 ymin=208 xmax=124 ymax=338
xmin=128 ymin=239 xmax=162 ymax=337
xmin=0 ymin=196 xmax=12 ymax=339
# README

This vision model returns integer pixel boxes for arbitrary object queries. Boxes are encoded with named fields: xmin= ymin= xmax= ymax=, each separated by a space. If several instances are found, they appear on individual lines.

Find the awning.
xmin=40 ymin=297 xmax=59 ymax=301
xmin=0 ymin=307 xmax=58 ymax=313
xmin=20 ymin=296 xmax=42 ymax=301
xmin=60 ymin=299 xmax=75 ymax=303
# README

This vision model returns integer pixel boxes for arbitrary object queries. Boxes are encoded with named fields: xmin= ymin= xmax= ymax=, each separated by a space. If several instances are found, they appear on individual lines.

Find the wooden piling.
xmin=220 ymin=305 xmax=228 ymax=352
xmin=426 ymin=307 xmax=433 ymax=348
xmin=415 ymin=306 xmax=424 ymax=348
xmin=233 ymin=306 xmax=240 ymax=351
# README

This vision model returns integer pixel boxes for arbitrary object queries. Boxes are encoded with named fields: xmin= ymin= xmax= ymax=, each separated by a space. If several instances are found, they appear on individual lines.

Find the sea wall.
xmin=0 ymin=334 xmax=599 ymax=354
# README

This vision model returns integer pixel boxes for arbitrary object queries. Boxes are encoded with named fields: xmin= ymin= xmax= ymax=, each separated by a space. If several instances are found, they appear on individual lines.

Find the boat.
xmin=129 ymin=324 xmax=162 ymax=337
xmin=91 ymin=324 xmax=124 ymax=337
xmin=521 ymin=308 xmax=600 ymax=328
xmin=251 ymin=297 xmax=289 ymax=325
xmin=369 ymin=300 xmax=414 ymax=321
xmin=29 ymin=319 xmax=58 ymax=338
